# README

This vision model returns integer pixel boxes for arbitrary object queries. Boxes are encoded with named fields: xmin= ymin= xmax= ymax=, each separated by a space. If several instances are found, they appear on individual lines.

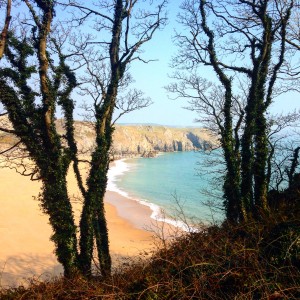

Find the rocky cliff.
xmin=0 ymin=117 xmax=218 ymax=158
xmin=71 ymin=122 xmax=217 ymax=158
xmin=111 ymin=125 xmax=216 ymax=157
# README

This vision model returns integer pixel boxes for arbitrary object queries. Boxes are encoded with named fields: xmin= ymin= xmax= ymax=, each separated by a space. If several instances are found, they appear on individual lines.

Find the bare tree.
xmin=58 ymin=0 xmax=167 ymax=276
xmin=169 ymin=0 xmax=298 ymax=223
xmin=0 ymin=0 xmax=167 ymax=277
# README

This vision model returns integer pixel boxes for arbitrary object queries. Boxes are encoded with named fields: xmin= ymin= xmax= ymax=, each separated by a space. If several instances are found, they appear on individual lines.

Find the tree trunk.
xmin=79 ymin=0 xmax=124 ymax=275
xmin=200 ymin=0 xmax=241 ymax=223
xmin=240 ymin=94 xmax=256 ymax=221
xmin=79 ymin=143 xmax=112 ymax=277
xmin=253 ymin=104 xmax=269 ymax=217
xmin=223 ymin=149 xmax=241 ymax=223
xmin=252 ymin=15 xmax=273 ymax=218
xmin=79 ymin=119 xmax=113 ymax=277
xmin=41 ymin=167 xmax=79 ymax=277
xmin=0 ymin=0 xmax=11 ymax=59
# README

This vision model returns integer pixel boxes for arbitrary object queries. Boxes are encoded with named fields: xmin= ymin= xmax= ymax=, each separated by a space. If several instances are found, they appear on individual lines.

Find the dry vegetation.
xmin=1 ymin=214 xmax=299 ymax=300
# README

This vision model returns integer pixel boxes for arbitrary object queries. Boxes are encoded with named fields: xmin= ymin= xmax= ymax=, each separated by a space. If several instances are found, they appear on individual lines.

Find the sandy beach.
xmin=0 ymin=162 xmax=170 ymax=288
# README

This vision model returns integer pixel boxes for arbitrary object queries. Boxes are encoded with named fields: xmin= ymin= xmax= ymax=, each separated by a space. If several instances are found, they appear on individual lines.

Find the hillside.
xmin=1 ymin=218 xmax=299 ymax=299
xmin=63 ymin=121 xmax=218 ymax=159
xmin=0 ymin=118 xmax=218 ymax=158
xmin=112 ymin=125 xmax=215 ymax=157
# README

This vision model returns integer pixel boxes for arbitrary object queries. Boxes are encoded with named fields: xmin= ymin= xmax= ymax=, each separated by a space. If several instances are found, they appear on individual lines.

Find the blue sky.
xmin=112 ymin=1 xmax=299 ymax=127
xmin=1 ymin=1 xmax=298 ymax=127
xmin=113 ymin=2 xmax=199 ymax=126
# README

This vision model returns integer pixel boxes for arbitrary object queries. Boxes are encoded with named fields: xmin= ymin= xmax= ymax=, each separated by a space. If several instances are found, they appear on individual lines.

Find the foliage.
xmin=1 ymin=214 xmax=299 ymax=299
xmin=168 ymin=0 xmax=300 ymax=223
xmin=0 ymin=0 xmax=166 ymax=277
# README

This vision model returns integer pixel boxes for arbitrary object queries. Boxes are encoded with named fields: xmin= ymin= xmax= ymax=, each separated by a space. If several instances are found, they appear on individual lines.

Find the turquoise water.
xmin=109 ymin=151 xmax=224 ymax=225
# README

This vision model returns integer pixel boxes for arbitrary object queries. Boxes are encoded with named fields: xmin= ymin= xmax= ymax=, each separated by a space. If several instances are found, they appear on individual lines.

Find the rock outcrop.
xmin=0 ymin=117 xmax=218 ymax=159
xmin=110 ymin=125 xmax=216 ymax=158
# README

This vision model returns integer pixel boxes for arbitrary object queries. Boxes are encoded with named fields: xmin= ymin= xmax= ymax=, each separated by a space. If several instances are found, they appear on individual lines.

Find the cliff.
xmin=110 ymin=125 xmax=216 ymax=158
xmin=70 ymin=122 xmax=217 ymax=158
xmin=0 ymin=117 xmax=218 ymax=158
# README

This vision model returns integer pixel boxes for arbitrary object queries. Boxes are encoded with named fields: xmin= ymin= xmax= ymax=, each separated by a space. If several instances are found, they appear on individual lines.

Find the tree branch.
xmin=0 ymin=0 xmax=11 ymax=59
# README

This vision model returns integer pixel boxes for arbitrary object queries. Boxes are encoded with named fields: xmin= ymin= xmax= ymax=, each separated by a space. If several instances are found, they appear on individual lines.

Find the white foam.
xmin=107 ymin=159 xmax=131 ymax=197
xmin=107 ymin=159 xmax=197 ymax=232
xmin=138 ymin=199 xmax=197 ymax=232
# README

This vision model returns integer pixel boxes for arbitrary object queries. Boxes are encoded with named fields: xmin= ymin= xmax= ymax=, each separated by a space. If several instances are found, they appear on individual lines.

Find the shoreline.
xmin=0 ymin=159 xmax=179 ymax=288
xmin=108 ymin=156 xmax=200 ymax=232
xmin=106 ymin=156 xmax=183 ymax=241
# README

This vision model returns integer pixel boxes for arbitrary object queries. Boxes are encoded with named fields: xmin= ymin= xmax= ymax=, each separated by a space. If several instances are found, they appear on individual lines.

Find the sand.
xmin=0 ymin=163 xmax=169 ymax=288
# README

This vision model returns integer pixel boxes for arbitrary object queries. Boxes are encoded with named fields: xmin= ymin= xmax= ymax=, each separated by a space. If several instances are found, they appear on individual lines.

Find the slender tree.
xmin=169 ymin=0 xmax=297 ymax=222
xmin=58 ymin=0 xmax=167 ymax=276
xmin=0 ymin=0 xmax=167 ymax=277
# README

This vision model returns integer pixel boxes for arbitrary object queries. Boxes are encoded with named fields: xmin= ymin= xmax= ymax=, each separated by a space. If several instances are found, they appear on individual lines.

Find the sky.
xmin=111 ymin=1 xmax=299 ymax=127
xmin=1 ymin=1 xmax=299 ymax=127
xmin=113 ymin=2 xmax=199 ymax=127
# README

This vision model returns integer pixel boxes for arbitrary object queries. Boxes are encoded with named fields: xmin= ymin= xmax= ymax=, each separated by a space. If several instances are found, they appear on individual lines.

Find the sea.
xmin=107 ymin=151 xmax=224 ymax=230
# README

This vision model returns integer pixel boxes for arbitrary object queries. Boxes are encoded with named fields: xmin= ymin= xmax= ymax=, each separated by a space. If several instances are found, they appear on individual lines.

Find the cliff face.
xmin=0 ymin=117 xmax=218 ymax=158
xmin=111 ymin=125 xmax=216 ymax=158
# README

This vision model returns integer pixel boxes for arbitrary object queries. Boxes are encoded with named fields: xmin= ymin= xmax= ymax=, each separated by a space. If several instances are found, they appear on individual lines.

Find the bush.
xmin=1 ymin=219 xmax=299 ymax=299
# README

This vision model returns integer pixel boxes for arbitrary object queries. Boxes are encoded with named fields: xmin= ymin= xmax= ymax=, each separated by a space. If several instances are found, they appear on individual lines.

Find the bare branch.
xmin=113 ymin=89 xmax=153 ymax=124
xmin=0 ymin=0 xmax=11 ymax=59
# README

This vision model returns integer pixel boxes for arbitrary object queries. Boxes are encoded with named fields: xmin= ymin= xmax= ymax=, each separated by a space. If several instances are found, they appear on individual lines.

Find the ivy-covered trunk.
xmin=223 ymin=147 xmax=241 ymax=223
xmin=241 ymin=87 xmax=269 ymax=221
xmin=240 ymin=11 xmax=273 ymax=221
xmin=41 ymin=172 xmax=79 ymax=277
xmin=200 ymin=0 xmax=241 ymax=223
xmin=79 ymin=92 xmax=115 ymax=276
xmin=79 ymin=140 xmax=112 ymax=277
xmin=253 ymin=104 xmax=269 ymax=217
xmin=91 ymin=129 xmax=113 ymax=277
xmin=78 ymin=0 xmax=125 ymax=276
xmin=240 ymin=85 xmax=257 ymax=221
xmin=90 ymin=144 xmax=112 ymax=277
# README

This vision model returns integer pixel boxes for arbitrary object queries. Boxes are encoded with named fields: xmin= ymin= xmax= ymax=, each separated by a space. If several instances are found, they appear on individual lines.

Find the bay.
xmin=108 ymin=151 xmax=224 ymax=228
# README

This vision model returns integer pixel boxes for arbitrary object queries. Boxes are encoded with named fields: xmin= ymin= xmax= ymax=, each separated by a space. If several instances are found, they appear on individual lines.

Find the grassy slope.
xmin=1 ymin=215 xmax=299 ymax=300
